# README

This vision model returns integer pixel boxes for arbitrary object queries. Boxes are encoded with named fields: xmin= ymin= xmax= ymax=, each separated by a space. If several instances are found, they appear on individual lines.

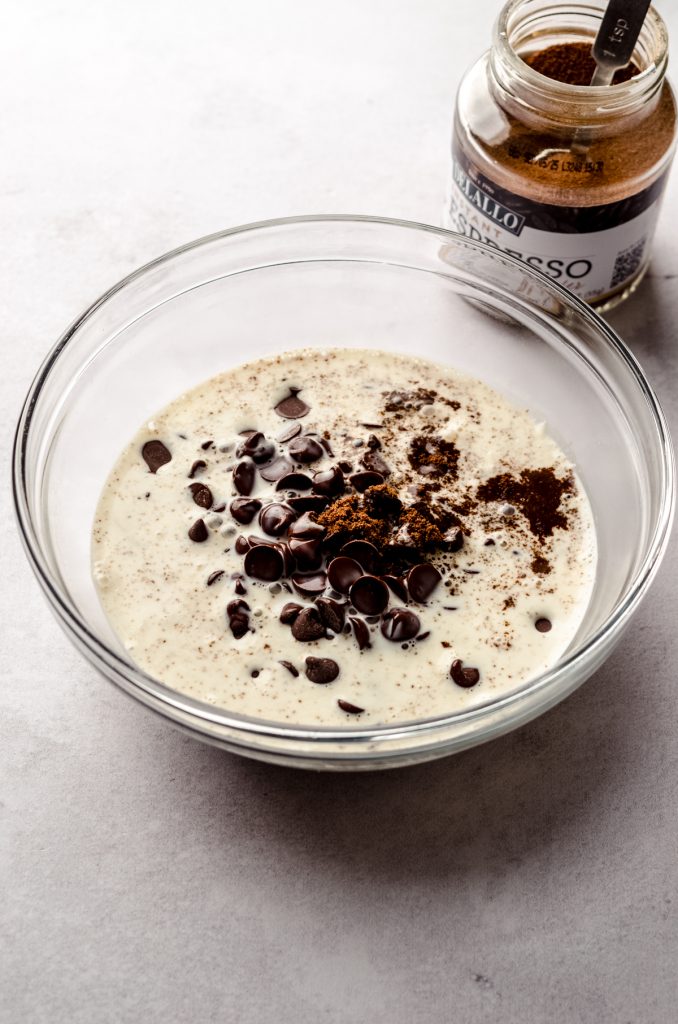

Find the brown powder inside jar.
xmin=524 ymin=42 xmax=639 ymax=87
xmin=457 ymin=41 xmax=676 ymax=209
xmin=493 ymin=101 xmax=674 ymax=208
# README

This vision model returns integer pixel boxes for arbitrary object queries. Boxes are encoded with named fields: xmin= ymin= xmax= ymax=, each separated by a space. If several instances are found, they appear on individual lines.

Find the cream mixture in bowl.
xmin=92 ymin=348 xmax=596 ymax=726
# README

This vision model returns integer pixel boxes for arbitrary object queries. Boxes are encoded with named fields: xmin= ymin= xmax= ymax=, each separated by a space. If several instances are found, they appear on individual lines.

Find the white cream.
xmin=92 ymin=348 xmax=596 ymax=725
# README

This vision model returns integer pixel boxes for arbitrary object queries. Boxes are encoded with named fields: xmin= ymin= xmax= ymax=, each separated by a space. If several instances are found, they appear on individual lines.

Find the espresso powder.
xmin=476 ymin=468 xmax=573 ymax=540
xmin=524 ymin=42 xmax=639 ymax=87
xmin=466 ymin=41 xmax=676 ymax=207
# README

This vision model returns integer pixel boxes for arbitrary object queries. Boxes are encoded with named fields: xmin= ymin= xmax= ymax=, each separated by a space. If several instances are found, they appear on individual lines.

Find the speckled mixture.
xmin=92 ymin=348 xmax=596 ymax=725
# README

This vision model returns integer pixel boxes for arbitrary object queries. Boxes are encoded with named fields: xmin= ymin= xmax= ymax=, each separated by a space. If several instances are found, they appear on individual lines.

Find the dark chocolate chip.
xmin=259 ymin=455 xmax=295 ymax=482
xmin=244 ymin=545 xmax=284 ymax=581
xmin=327 ymin=556 xmax=363 ymax=594
xmin=188 ymin=518 xmax=208 ymax=543
xmin=141 ymin=440 xmax=172 ymax=473
xmin=535 ymin=618 xmax=552 ymax=633
xmin=289 ymin=511 xmax=326 ymax=539
xmin=235 ymin=535 xmax=251 ymax=555
xmin=280 ymin=602 xmax=303 ymax=625
xmin=288 ymin=536 xmax=323 ymax=571
xmin=291 ymin=605 xmax=325 ymax=641
xmin=189 ymin=482 xmax=213 ymax=509
xmin=279 ymin=660 xmax=299 ymax=677
xmin=274 ymin=388 xmax=310 ymax=419
xmin=226 ymin=598 xmax=250 ymax=640
xmin=444 ymin=529 xmax=464 ymax=553
xmin=450 ymin=659 xmax=480 ymax=688
xmin=233 ymin=459 xmax=256 ymax=495
xmin=228 ymin=614 xmax=249 ymax=639
xmin=207 ymin=570 xmax=224 ymax=586
xmin=276 ymin=542 xmax=295 ymax=576
xmin=230 ymin=497 xmax=262 ymax=525
xmin=338 ymin=461 xmax=353 ymax=473
xmin=320 ymin=436 xmax=334 ymax=457
xmin=291 ymin=571 xmax=328 ymax=598
xmin=276 ymin=423 xmax=302 ymax=443
xmin=213 ymin=503 xmax=226 ymax=513
xmin=349 ymin=575 xmax=389 ymax=616
xmin=382 ymin=544 xmax=420 ymax=572
xmin=234 ymin=578 xmax=247 ymax=596
xmin=288 ymin=435 xmax=324 ymax=464
xmin=416 ymin=631 xmax=430 ymax=642
xmin=366 ymin=434 xmax=381 ymax=450
xmin=380 ymin=608 xmax=420 ymax=642
xmin=381 ymin=575 xmax=408 ymax=603
xmin=305 ymin=657 xmax=339 ymax=684
xmin=287 ymin=495 xmax=330 ymax=515
xmin=484 ymin=538 xmax=495 ymax=547
xmin=349 ymin=470 xmax=384 ymax=492
xmin=236 ymin=431 xmax=276 ymax=465
xmin=370 ymin=493 xmax=403 ymax=526
xmin=349 ymin=616 xmax=371 ymax=650
xmin=200 ymin=440 xmax=213 ymax=450
xmin=407 ymin=563 xmax=442 ymax=603
xmin=259 ymin=502 xmax=298 ymax=537
xmin=312 ymin=466 xmax=345 ymax=497
xmin=276 ymin=473 xmax=313 ymax=492
xmin=315 ymin=597 xmax=346 ymax=633
xmin=340 ymin=540 xmax=382 ymax=574
xmin=337 ymin=699 xmax=364 ymax=714
xmin=188 ymin=459 xmax=207 ymax=479
xmin=361 ymin=451 xmax=391 ymax=476
xmin=247 ymin=534 xmax=276 ymax=547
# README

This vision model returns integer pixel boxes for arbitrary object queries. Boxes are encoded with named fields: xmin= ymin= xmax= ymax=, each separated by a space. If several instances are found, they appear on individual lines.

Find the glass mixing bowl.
xmin=13 ymin=216 xmax=674 ymax=770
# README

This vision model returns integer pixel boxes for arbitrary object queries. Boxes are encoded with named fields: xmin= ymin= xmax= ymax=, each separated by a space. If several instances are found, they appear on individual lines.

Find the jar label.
xmin=446 ymin=144 xmax=668 ymax=302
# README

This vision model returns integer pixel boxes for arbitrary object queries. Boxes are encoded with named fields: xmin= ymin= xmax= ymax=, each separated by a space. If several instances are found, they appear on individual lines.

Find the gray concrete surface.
xmin=2 ymin=1 xmax=677 ymax=1021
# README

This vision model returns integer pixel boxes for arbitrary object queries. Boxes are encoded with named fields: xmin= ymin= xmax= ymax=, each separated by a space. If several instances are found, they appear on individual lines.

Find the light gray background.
xmin=2 ymin=2 xmax=677 ymax=1021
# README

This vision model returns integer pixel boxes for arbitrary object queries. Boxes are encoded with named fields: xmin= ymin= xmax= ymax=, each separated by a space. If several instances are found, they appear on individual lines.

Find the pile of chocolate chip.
xmin=143 ymin=386 xmax=483 ymax=705
xmin=229 ymin=404 xmax=441 ymax=629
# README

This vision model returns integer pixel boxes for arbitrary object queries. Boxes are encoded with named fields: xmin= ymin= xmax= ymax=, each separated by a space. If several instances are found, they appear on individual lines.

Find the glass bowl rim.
xmin=12 ymin=214 xmax=676 ymax=746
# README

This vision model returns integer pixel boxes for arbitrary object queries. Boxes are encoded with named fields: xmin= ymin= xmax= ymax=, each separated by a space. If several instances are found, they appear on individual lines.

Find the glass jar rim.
xmin=492 ymin=0 xmax=669 ymax=121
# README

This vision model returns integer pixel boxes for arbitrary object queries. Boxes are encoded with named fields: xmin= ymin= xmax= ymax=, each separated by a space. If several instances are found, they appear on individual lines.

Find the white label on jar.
xmin=446 ymin=148 xmax=668 ymax=303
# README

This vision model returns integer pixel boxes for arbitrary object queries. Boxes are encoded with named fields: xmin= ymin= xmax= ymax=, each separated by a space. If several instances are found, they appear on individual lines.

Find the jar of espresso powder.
xmin=446 ymin=0 xmax=677 ymax=308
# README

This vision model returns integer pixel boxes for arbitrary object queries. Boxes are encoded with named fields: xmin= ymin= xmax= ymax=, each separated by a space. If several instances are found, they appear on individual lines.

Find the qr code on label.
xmin=610 ymin=239 xmax=646 ymax=289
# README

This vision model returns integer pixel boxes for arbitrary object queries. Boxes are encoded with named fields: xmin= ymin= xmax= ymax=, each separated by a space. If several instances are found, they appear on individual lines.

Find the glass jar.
xmin=446 ymin=0 xmax=677 ymax=309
